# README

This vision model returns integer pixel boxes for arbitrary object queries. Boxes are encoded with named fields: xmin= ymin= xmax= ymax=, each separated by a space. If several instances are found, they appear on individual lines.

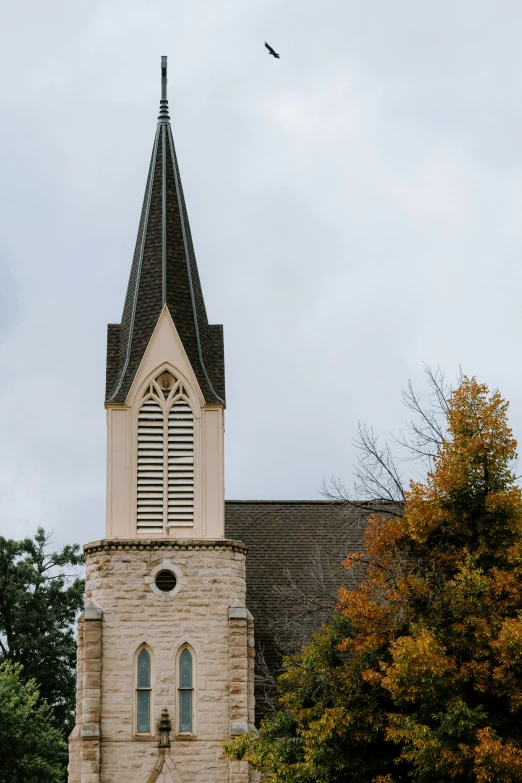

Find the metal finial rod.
xmin=158 ymin=55 xmax=170 ymax=124
xmin=161 ymin=55 xmax=167 ymax=101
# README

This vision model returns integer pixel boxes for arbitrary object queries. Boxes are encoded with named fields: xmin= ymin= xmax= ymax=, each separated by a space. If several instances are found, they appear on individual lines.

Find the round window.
xmin=155 ymin=570 xmax=177 ymax=593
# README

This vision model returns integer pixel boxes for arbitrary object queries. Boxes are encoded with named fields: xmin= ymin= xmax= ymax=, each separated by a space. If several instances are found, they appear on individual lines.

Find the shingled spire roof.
xmin=105 ymin=57 xmax=225 ymax=405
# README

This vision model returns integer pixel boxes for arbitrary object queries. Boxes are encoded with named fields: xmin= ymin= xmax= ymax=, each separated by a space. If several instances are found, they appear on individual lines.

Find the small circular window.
xmin=155 ymin=570 xmax=177 ymax=593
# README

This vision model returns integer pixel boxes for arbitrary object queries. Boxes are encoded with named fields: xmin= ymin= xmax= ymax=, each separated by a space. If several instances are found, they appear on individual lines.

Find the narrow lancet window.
xmin=136 ymin=647 xmax=152 ymax=733
xmin=178 ymin=647 xmax=194 ymax=733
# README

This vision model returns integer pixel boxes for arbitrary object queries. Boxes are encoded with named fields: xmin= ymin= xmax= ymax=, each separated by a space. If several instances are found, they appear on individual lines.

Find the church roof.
xmin=106 ymin=57 xmax=225 ymax=405
xmin=225 ymin=500 xmax=367 ymax=717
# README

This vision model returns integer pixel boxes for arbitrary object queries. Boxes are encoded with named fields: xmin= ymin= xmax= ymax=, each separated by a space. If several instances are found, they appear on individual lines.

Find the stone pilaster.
xmin=247 ymin=612 xmax=256 ymax=733
xmin=229 ymin=599 xmax=254 ymax=783
xmin=80 ymin=599 xmax=103 ymax=783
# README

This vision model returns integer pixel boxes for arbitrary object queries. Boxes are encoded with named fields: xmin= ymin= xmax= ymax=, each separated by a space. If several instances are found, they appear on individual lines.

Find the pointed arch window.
xmin=136 ymin=371 xmax=194 ymax=534
xmin=178 ymin=646 xmax=195 ymax=734
xmin=136 ymin=647 xmax=152 ymax=734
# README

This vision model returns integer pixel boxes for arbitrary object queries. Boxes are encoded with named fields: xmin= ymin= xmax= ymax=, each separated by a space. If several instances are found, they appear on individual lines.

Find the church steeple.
xmin=106 ymin=56 xmax=225 ymax=406
xmin=69 ymin=62 xmax=252 ymax=781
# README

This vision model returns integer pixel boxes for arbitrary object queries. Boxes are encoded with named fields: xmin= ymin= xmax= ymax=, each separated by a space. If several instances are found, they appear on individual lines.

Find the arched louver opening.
xmin=136 ymin=372 xmax=195 ymax=534
xmin=137 ymin=396 xmax=164 ymax=534
xmin=168 ymin=394 xmax=194 ymax=527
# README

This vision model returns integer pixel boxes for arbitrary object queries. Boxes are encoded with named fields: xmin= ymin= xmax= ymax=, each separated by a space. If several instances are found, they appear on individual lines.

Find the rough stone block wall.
xmin=68 ymin=538 xmax=255 ymax=782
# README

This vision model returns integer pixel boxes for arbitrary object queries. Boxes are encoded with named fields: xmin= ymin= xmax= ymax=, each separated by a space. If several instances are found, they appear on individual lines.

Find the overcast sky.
xmin=1 ymin=0 xmax=522 ymax=547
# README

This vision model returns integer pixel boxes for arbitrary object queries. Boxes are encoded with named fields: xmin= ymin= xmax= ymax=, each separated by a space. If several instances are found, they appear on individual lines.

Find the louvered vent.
xmin=168 ymin=397 xmax=194 ymax=526
xmin=137 ymin=397 xmax=164 ymax=533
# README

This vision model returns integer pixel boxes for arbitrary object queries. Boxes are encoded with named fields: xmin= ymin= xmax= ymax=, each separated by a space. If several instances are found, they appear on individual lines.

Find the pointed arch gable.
xmin=125 ymin=306 xmax=205 ymax=411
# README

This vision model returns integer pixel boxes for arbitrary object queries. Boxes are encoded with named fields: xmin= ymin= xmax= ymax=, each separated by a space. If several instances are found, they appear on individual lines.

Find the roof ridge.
xmin=225 ymin=499 xmax=344 ymax=504
xmin=224 ymin=499 xmax=401 ymax=505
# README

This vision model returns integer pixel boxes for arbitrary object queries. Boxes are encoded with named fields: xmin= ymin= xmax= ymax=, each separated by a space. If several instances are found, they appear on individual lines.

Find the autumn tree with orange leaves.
xmin=225 ymin=377 xmax=522 ymax=782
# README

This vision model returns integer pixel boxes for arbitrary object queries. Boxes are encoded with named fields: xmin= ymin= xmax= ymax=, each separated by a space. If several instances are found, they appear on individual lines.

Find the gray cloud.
xmin=1 ymin=0 xmax=522 ymax=547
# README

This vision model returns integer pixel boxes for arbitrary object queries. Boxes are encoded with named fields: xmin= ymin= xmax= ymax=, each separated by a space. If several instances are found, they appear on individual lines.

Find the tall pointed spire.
xmin=106 ymin=57 xmax=225 ymax=405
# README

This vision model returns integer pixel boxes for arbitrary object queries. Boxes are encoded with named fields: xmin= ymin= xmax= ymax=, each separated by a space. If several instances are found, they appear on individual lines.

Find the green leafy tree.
xmin=0 ymin=528 xmax=84 ymax=734
xmin=0 ymin=660 xmax=67 ymax=782
xmin=225 ymin=614 xmax=398 ymax=782
xmin=226 ymin=378 xmax=522 ymax=782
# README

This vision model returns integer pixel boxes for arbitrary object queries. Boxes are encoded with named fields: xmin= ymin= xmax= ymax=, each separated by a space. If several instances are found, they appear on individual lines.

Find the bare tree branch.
xmin=394 ymin=364 xmax=453 ymax=467
xmin=253 ymin=645 xmax=281 ymax=715
xmin=322 ymin=424 xmax=405 ymax=514
xmin=268 ymin=537 xmax=360 ymax=657
xmin=324 ymin=364 xmax=457 ymax=509
xmin=259 ymin=365 xmax=461 ymax=714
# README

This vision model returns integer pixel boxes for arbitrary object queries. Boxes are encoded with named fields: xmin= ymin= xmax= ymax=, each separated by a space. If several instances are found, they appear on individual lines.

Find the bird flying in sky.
xmin=265 ymin=42 xmax=280 ymax=59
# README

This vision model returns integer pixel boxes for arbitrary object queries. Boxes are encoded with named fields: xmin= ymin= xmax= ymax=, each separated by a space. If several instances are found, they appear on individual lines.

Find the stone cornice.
xmin=84 ymin=538 xmax=247 ymax=555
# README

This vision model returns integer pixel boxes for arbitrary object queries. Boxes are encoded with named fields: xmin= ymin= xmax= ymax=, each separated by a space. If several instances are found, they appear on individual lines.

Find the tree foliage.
xmin=0 ymin=528 xmax=84 ymax=733
xmin=226 ymin=377 xmax=522 ymax=782
xmin=225 ymin=613 xmax=397 ymax=782
xmin=0 ymin=660 xmax=67 ymax=782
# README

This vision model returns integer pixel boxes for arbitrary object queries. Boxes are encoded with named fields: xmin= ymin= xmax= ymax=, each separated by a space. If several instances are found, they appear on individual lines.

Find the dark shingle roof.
xmin=225 ymin=500 xmax=368 ymax=719
xmin=105 ymin=86 xmax=225 ymax=405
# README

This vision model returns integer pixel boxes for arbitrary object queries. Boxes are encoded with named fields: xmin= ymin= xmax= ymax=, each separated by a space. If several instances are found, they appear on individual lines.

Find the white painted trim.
xmin=130 ymin=357 xmax=202 ymax=420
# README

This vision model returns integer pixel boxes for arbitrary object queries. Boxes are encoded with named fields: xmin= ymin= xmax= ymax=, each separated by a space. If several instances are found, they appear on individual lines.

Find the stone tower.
xmin=68 ymin=57 xmax=256 ymax=783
